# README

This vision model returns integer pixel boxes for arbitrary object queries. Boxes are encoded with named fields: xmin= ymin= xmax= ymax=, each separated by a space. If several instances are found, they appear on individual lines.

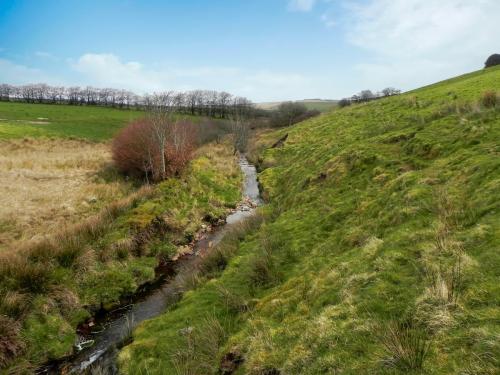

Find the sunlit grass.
xmin=121 ymin=66 xmax=500 ymax=374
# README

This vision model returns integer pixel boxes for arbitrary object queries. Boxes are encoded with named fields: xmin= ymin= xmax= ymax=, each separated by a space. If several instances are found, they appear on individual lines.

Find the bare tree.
xmin=359 ymin=90 xmax=375 ymax=102
xmin=382 ymin=87 xmax=401 ymax=97
xmin=0 ymin=84 xmax=11 ymax=101
xmin=98 ymin=88 xmax=109 ymax=106
xmin=230 ymin=113 xmax=250 ymax=154
xmin=146 ymin=93 xmax=173 ymax=180
xmin=0 ymin=82 xmax=253 ymax=118
xmin=67 ymin=86 xmax=80 ymax=104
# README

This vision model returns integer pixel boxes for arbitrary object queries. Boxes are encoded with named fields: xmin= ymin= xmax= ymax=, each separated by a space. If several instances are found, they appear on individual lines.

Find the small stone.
xmin=87 ymin=196 xmax=98 ymax=204
xmin=179 ymin=326 xmax=194 ymax=336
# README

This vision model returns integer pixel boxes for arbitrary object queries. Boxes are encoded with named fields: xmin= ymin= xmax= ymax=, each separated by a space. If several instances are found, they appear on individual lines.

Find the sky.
xmin=0 ymin=0 xmax=498 ymax=102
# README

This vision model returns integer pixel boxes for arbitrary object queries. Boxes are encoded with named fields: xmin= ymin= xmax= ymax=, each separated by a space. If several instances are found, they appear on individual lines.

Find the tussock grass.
xmin=0 ymin=140 xmax=242 ymax=370
xmin=121 ymin=66 xmax=500 ymax=375
xmin=481 ymin=90 xmax=498 ymax=108
xmin=171 ymin=314 xmax=229 ymax=375
xmin=0 ymin=138 xmax=136 ymax=250
xmin=380 ymin=318 xmax=431 ymax=371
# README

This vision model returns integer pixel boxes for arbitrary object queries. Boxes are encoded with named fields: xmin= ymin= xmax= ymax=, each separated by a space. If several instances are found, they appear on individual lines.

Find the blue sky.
xmin=0 ymin=0 xmax=498 ymax=102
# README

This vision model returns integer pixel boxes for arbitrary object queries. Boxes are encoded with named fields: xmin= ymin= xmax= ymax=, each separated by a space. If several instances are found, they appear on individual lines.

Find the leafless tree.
xmin=230 ymin=113 xmax=250 ymax=154
xmin=0 ymin=84 xmax=12 ymax=101
xmin=0 ymin=83 xmax=253 ymax=118
xmin=146 ymin=93 xmax=173 ymax=180
xmin=382 ymin=87 xmax=401 ymax=97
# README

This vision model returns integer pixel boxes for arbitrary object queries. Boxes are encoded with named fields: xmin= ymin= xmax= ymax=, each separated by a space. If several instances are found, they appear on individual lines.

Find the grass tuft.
xmin=481 ymin=90 xmax=498 ymax=108
xmin=0 ymin=315 xmax=26 ymax=368
xmin=380 ymin=319 xmax=431 ymax=371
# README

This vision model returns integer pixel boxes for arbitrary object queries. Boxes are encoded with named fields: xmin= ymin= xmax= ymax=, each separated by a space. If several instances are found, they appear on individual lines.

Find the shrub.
xmin=165 ymin=120 xmax=197 ymax=176
xmin=484 ymin=53 xmax=500 ymax=68
xmin=338 ymin=98 xmax=351 ymax=108
xmin=481 ymin=90 xmax=497 ymax=108
xmin=269 ymin=102 xmax=320 ymax=128
xmin=112 ymin=117 xmax=197 ymax=182
xmin=196 ymin=119 xmax=231 ymax=145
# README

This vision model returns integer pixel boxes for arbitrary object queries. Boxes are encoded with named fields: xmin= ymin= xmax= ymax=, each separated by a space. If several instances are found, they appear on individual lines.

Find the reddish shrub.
xmin=164 ymin=120 xmax=197 ymax=176
xmin=112 ymin=118 xmax=197 ymax=182
xmin=112 ymin=119 xmax=155 ymax=179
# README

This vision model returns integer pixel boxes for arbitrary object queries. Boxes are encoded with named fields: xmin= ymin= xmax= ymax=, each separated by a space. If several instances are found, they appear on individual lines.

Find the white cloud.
xmin=71 ymin=53 xmax=163 ymax=92
xmin=288 ymin=0 xmax=317 ymax=12
xmin=342 ymin=0 xmax=500 ymax=91
xmin=0 ymin=58 xmax=56 ymax=84
xmin=70 ymin=53 xmax=309 ymax=101
xmin=35 ymin=51 xmax=58 ymax=61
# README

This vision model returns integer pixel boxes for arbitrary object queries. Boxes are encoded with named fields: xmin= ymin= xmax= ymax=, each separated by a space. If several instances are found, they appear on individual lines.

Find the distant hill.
xmin=256 ymin=98 xmax=338 ymax=112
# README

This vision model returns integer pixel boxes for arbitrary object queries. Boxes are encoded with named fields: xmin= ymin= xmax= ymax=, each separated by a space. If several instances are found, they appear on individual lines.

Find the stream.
xmin=37 ymin=156 xmax=262 ymax=374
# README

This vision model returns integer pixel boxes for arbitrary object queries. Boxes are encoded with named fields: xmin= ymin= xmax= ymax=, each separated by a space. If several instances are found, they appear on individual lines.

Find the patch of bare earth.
xmin=0 ymin=138 xmax=132 ymax=250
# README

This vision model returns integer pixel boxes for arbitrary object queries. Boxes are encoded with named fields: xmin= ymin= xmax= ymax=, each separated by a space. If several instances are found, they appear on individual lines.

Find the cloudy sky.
xmin=0 ymin=0 xmax=497 ymax=102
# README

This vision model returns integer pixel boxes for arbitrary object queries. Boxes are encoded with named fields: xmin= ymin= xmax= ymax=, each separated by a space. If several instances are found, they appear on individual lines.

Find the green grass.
xmin=0 ymin=102 xmax=144 ymax=141
xmin=299 ymin=100 xmax=338 ymax=112
xmin=257 ymin=100 xmax=337 ymax=113
xmin=0 ymin=142 xmax=242 ymax=371
xmin=120 ymin=66 xmax=500 ymax=374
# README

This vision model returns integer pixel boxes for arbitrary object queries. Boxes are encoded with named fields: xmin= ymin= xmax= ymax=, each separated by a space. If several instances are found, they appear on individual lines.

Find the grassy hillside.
xmin=0 ymin=102 xmax=144 ymax=141
xmin=0 ymin=142 xmax=241 ymax=372
xmin=120 ymin=66 xmax=500 ymax=374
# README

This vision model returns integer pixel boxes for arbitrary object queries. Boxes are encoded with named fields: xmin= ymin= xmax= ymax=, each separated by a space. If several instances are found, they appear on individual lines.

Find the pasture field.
xmin=0 ymin=102 xmax=144 ymax=141
xmin=0 ymin=98 xmax=243 ymax=371
xmin=121 ymin=66 xmax=500 ymax=374
xmin=0 ymin=138 xmax=136 ymax=250
xmin=0 ymin=102 xmax=145 ymax=251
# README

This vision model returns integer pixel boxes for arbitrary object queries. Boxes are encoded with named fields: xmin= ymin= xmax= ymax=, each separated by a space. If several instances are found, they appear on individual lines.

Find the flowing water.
xmin=37 ymin=156 xmax=261 ymax=374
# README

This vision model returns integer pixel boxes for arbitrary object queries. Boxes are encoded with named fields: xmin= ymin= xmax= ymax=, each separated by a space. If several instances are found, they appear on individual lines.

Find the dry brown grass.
xmin=0 ymin=138 xmax=135 ymax=250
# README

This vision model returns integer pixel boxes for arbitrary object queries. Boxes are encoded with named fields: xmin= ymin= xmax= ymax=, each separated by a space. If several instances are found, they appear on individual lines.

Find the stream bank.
xmin=36 ymin=156 xmax=262 ymax=374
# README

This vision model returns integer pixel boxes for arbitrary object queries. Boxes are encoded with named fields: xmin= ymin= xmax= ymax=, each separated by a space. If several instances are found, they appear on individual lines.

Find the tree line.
xmin=0 ymin=83 xmax=253 ymax=119
xmin=338 ymin=87 xmax=401 ymax=107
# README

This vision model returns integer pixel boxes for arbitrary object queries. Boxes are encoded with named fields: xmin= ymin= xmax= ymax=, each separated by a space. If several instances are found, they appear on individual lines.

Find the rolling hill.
xmin=120 ymin=66 xmax=500 ymax=374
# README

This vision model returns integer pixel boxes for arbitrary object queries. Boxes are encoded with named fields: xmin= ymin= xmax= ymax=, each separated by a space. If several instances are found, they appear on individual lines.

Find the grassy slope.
xmin=0 ymin=142 xmax=241 ymax=371
xmin=0 ymin=102 xmax=144 ymax=141
xmin=121 ymin=67 xmax=500 ymax=374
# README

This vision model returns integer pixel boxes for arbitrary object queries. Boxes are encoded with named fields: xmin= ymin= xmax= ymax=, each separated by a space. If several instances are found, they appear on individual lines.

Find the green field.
xmin=299 ymin=99 xmax=338 ymax=112
xmin=121 ymin=66 xmax=500 ymax=374
xmin=0 ymin=102 xmax=144 ymax=141
xmin=257 ymin=99 xmax=337 ymax=113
